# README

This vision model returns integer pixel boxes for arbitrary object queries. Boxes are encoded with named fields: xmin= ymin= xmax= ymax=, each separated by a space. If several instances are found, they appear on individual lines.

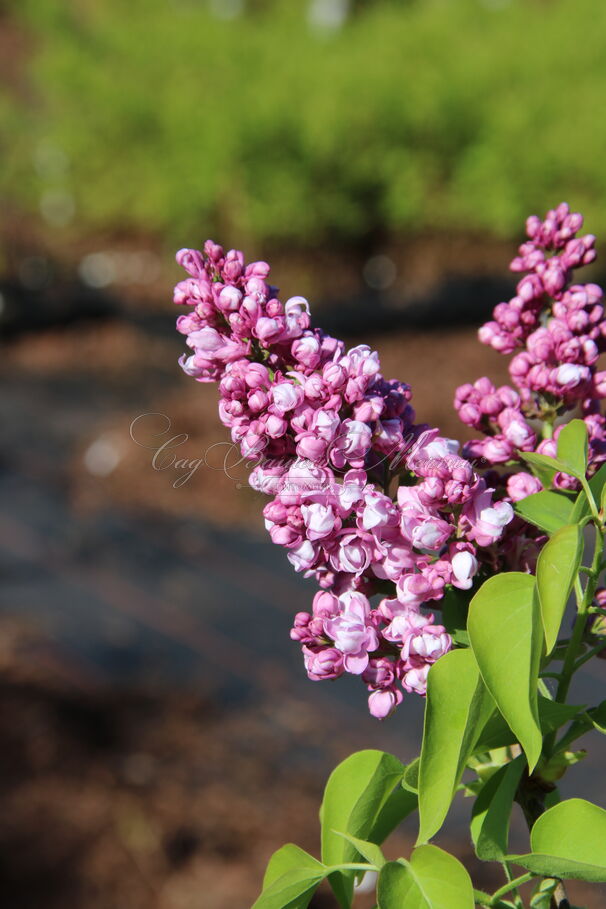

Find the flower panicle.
xmin=174 ymin=237 xmax=518 ymax=717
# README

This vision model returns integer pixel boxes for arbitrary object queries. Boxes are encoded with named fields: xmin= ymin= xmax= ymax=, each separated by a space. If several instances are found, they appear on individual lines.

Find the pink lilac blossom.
xmin=175 ymin=238 xmax=514 ymax=717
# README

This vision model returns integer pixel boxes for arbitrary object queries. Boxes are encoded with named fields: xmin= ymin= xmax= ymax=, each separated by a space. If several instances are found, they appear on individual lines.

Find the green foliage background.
xmin=4 ymin=0 xmax=606 ymax=247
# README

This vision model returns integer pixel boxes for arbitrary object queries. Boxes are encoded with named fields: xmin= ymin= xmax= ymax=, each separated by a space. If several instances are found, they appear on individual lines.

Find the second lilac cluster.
xmin=456 ymin=204 xmax=606 ymax=515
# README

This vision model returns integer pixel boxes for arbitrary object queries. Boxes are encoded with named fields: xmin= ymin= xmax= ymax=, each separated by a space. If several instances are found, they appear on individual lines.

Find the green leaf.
xmin=255 ymin=844 xmax=326 ymax=909
xmin=377 ymin=846 xmax=474 ymax=908
xmin=544 ymin=788 xmax=561 ymax=811
xmin=470 ymin=755 xmax=525 ymax=861
xmin=537 ymin=698 xmax=585 ymax=734
xmin=530 ymin=878 xmax=559 ymax=909
xmin=520 ymin=422 xmax=587 ymax=487
xmin=321 ymin=750 xmax=407 ymax=908
xmin=570 ymin=462 xmax=606 ymax=523
xmin=588 ymin=699 xmax=606 ymax=733
xmin=333 ymin=832 xmax=385 ymax=869
xmin=514 ymin=490 xmax=574 ymax=534
xmin=369 ymin=783 xmax=417 ymax=844
xmin=519 ymin=451 xmax=559 ymax=488
xmin=536 ymin=524 xmax=583 ymax=654
xmin=253 ymin=869 xmax=324 ymax=909
xmin=263 ymin=844 xmax=324 ymax=890
xmin=511 ymin=798 xmax=606 ymax=882
xmin=441 ymin=586 xmax=471 ymax=645
xmin=556 ymin=420 xmax=588 ymax=479
xmin=474 ymin=697 xmax=582 ymax=752
xmin=417 ymin=649 xmax=494 ymax=843
xmin=468 ymin=573 xmax=543 ymax=771
xmin=538 ymin=748 xmax=586 ymax=783
xmin=401 ymin=758 xmax=419 ymax=795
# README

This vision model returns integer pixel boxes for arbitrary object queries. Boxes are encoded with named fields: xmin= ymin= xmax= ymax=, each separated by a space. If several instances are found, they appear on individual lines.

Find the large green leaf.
xmin=536 ymin=524 xmax=583 ymax=654
xmin=470 ymin=755 xmax=525 ymax=861
xmin=255 ymin=844 xmax=326 ymax=909
xmin=377 ymin=846 xmax=474 ymax=908
xmin=417 ymin=649 xmax=493 ymax=843
xmin=468 ymin=573 xmax=543 ymax=771
xmin=511 ymin=798 xmax=606 ymax=882
xmin=514 ymin=490 xmax=574 ymax=534
xmin=321 ymin=750 xmax=407 ymax=908
xmin=556 ymin=420 xmax=588 ymax=479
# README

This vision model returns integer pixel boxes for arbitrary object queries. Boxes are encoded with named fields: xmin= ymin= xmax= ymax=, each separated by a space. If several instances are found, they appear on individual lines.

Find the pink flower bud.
xmin=245 ymin=363 xmax=270 ymax=389
xmin=292 ymin=335 xmax=321 ymax=369
xmin=271 ymin=381 xmax=303 ymax=414
xmin=330 ymin=531 xmax=374 ymax=575
xmin=265 ymin=414 xmax=288 ymax=439
xmin=303 ymin=645 xmax=344 ymax=680
xmin=368 ymin=688 xmax=403 ymax=719
xmin=506 ymin=472 xmax=542 ymax=502
xmin=401 ymin=664 xmax=430 ymax=696
xmin=176 ymin=248 xmax=206 ymax=277
xmin=217 ymin=285 xmax=242 ymax=313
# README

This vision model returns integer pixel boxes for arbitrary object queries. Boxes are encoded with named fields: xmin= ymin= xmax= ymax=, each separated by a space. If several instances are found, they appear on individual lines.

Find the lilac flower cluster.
xmin=174 ymin=241 xmax=513 ymax=717
xmin=456 ymin=204 xmax=606 ymax=509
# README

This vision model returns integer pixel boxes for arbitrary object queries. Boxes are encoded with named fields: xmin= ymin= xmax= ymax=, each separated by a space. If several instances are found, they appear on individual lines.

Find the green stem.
xmin=554 ymin=524 xmax=603 ymax=706
xmin=501 ymin=861 xmax=525 ymax=908
xmin=541 ymin=520 xmax=604 ymax=765
xmin=555 ymin=611 xmax=590 ymax=706
xmin=491 ymin=872 xmax=535 ymax=901
xmin=474 ymin=891 xmax=518 ymax=909
xmin=573 ymin=576 xmax=584 ymax=605
xmin=580 ymin=477 xmax=601 ymax=523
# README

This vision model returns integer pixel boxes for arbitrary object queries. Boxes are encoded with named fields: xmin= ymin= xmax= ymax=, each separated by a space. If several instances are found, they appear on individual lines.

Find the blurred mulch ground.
xmin=0 ymin=619 xmax=600 ymax=909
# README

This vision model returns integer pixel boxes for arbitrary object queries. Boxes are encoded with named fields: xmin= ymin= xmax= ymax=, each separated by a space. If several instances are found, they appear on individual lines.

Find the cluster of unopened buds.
xmin=174 ymin=203 xmax=605 ymax=718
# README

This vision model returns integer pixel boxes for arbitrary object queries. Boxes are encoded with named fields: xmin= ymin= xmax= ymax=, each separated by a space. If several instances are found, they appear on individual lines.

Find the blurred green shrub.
xmin=4 ymin=0 xmax=606 ymax=247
